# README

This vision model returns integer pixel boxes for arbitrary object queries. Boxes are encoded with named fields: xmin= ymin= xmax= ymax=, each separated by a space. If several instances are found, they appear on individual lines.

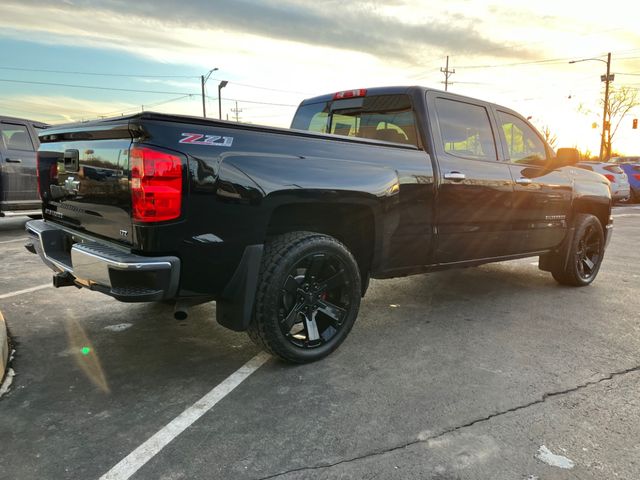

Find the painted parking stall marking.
xmin=0 ymin=283 xmax=50 ymax=300
xmin=0 ymin=237 xmax=26 ymax=244
xmin=100 ymin=352 xmax=270 ymax=480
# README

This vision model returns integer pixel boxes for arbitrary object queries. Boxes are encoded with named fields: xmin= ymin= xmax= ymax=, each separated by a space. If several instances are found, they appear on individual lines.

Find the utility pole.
xmin=569 ymin=53 xmax=613 ymax=161
xmin=231 ymin=101 xmax=242 ymax=122
xmin=601 ymin=52 xmax=612 ymax=161
xmin=440 ymin=56 xmax=455 ymax=92
xmin=201 ymin=75 xmax=206 ymax=118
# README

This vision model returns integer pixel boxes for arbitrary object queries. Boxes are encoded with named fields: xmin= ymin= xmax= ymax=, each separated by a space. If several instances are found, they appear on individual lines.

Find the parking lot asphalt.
xmin=1 ymin=207 xmax=639 ymax=480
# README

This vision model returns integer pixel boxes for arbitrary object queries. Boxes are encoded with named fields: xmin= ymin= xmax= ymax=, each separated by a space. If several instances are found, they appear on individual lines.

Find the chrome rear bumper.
xmin=25 ymin=220 xmax=180 ymax=302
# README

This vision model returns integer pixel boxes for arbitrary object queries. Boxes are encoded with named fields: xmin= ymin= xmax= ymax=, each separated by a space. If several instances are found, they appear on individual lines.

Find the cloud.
xmin=2 ymin=0 xmax=535 ymax=64
xmin=0 ymin=95 xmax=137 ymax=122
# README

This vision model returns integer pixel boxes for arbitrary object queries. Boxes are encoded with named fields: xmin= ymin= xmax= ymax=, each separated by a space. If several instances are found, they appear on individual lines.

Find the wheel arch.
xmin=265 ymin=201 xmax=376 ymax=295
xmin=571 ymin=197 xmax=610 ymax=231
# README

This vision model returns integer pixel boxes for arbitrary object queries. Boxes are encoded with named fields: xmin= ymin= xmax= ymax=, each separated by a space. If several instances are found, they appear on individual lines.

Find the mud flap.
xmin=216 ymin=245 xmax=263 ymax=332
xmin=538 ymin=226 xmax=575 ymax=272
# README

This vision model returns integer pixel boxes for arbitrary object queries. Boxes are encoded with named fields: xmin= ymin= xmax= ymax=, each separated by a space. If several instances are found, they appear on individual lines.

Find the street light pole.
xmin=200 ymin=67 xmax=219 ymax=118
xmin=569 ymin=53 xmax=612 ymax=161
xmin=218 ymin=80 xmax=228 ymax=120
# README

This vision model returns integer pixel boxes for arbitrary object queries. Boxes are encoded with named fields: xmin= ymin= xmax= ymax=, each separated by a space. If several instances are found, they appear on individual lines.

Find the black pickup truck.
xmin=1 ymin=115 xmax=48 ymax=217
xmin=25 ymin=86 xmax=613 ymax=363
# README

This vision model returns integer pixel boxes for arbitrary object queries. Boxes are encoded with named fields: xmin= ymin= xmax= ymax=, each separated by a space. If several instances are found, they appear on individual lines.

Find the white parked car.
xmin=576 ymin=162 xmax=630 ymax=202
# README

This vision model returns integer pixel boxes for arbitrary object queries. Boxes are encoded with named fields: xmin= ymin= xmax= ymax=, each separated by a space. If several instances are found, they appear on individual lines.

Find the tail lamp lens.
xmin=36 ymin=152 xmax=58 ymax=199
xmin=130 ymin=146 xmax=183 ymax=222
xmin=603 ymin=174 xmax=615 ymax=183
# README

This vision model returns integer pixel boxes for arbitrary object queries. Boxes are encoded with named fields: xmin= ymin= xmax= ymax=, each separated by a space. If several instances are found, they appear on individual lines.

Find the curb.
xmin=0 ymin=310 xmax=8 ymax=381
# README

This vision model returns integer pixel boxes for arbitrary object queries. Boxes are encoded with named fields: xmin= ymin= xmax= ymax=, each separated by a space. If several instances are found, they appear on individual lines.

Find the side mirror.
xmin=556 ymin=148 xmax=580 ymax=167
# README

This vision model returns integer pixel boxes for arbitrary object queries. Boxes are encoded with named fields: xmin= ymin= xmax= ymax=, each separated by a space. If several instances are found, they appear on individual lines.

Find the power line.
xmin=209 ymin=77 xmax=312 ymax=95
xmin=98 ymin=94 xmax=195 ymax=118
xmin=0 ymin=78 xmax=194 ymax=95
xmin=456 ymin=55 xmax=579 ymax=70
xmin=207 ymin=95 xmax=297 ymax=107
xmin=0 ymin=66 xmax=197 ymax=79
xmin=0 ymin=67 xmax=312 ymax=96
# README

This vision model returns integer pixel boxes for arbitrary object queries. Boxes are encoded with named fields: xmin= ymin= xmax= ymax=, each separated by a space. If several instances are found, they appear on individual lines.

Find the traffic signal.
xmin=633 ymin=118 xmax=638 ymax=129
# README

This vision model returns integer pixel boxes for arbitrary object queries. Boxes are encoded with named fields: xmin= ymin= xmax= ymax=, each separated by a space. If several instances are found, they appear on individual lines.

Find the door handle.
xmin=443 ymin=171 xmax=466 ymax=181
xmin=5 ymin=158 xmax=22 ymax=163
xmin=515 ymin=177 xmax=532 ymax=185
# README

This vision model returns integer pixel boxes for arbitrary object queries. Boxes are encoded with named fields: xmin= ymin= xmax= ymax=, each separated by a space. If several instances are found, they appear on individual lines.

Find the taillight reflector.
xmin=603 ymin=174 xmax=615 ymax=183
xmin=130 ymin=146 xmax=183 ymax=222
xmin=333 ymin=89 xmax=367 ymax=100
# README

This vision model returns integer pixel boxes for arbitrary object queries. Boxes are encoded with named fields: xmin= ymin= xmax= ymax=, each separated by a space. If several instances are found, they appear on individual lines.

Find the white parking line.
xmin=0 ymin=237 xmax=25 ymax=244
xmin=0 ymin=284 xmax=51 ymax=300
xmin=612 ymin=213 xmax=640 ymax=218
xmin=100 ymin=352 xmax=270 ymax=480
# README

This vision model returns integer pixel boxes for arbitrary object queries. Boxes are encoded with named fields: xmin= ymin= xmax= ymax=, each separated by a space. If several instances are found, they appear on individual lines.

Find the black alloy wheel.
xmin=551 ymin=213 xmax=605 ymax=286
xmin=574 ymin=223 xmax=602 ymax=281
xmin=248 ymin=232 xmax=361 ymax=363
xmin=278 ymin=252 xmax=351 ymax=349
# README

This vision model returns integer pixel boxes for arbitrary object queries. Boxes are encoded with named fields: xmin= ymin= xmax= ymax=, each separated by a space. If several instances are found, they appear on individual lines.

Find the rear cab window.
xmin=291 ymin=94 xmax=421 ymax=147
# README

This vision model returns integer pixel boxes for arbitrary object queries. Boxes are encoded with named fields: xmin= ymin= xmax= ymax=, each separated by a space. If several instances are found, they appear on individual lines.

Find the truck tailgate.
xmin=39 ymin=136 xmax=133 ymax=245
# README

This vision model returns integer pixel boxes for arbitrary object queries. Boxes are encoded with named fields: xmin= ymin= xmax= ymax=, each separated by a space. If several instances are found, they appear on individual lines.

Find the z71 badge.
xmin=179 ymin=133 xmax=234 ymax=147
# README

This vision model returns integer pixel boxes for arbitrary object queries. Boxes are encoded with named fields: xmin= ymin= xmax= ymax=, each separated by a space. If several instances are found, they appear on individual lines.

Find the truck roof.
xmin=0 ymin=114 xmax=48 ymax=129
xmin=298 ymin=85 xmax=511 ymax=114
xmin=299 ymin=85 xmax=484 ymax=104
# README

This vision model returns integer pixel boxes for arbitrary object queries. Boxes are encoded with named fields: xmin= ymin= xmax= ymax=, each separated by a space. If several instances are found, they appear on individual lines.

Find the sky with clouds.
xmin=0 ymin=0 xmax=639 ymax=154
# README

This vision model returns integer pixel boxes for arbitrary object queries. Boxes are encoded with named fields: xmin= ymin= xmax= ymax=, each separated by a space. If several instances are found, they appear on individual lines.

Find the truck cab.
xmin=0 ymin=115 xmax=48 ymax=217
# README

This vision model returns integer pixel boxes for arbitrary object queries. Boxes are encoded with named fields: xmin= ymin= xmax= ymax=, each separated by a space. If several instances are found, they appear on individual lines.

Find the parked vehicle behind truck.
xmin=0 ymin=115 xmax=48 ymax=217
xmin=25 ymin=86 xmax=613 ymax=363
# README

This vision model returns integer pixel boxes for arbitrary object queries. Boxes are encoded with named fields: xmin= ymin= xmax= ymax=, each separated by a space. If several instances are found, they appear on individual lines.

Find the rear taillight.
xmin=130 ymin=146 xmax=183 ymax=222
xmin=333 ymin=89 xmax=367 ymax=100
xmin=634 ymin=174 xmax=640 ymax=181
xmin=35 ymin=152 xmax=57 ymax=199
xmin=603 ymin=174 xmax=615 ymax=183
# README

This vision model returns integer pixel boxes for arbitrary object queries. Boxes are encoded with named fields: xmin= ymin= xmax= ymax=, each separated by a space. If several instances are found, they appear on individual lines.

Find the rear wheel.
xmin=551 ymin=214 xmax=604 ymax=286
xmin=247 ymin=232 xmax=361 ymax=363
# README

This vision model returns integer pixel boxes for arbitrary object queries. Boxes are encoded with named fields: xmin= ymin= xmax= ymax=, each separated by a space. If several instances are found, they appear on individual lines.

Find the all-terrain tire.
xmin=551 ymin=214 xmax=605 ymax=287
xmin=247 ymin=231 xmax=361 ymax=363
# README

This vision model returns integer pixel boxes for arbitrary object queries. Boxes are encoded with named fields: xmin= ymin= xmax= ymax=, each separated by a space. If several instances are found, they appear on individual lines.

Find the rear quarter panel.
xmin=137 ymin=118 xmax=435 ymax=294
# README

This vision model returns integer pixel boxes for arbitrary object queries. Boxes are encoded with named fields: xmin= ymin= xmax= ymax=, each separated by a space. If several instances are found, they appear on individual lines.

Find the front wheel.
xmin=551 ymin=213 xmax=605 ymax=286
xmin=247 ymin=232 xmax=362 ymax=363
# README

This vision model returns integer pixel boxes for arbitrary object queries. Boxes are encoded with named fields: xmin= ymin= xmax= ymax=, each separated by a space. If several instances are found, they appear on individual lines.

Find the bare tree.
xmin=604 ymin=86 xmax=639 ymax=159
xmin=577 ymin=86 xmax=639 ymax=160
xmin=541 ymin=125 xmax=558 ymax=149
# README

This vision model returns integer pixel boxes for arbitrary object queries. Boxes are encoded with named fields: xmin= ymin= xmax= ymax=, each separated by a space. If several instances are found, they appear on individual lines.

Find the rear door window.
xmin=434 ymin=98 xmax=497 ymax=161
xmin=291 ymin=94 xmax=420 ymax=147
xmin=0 ymin=123 xmax=34 ymax=152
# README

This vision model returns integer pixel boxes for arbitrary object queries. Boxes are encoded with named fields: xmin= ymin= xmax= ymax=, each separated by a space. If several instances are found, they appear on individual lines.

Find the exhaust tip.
xmin=174 ymin=310 xmax=188 ymax=321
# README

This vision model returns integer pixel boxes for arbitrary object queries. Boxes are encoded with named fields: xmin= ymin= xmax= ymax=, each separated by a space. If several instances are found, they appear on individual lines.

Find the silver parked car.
xmin=576 ymin=162 xmax=630 ymax=202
